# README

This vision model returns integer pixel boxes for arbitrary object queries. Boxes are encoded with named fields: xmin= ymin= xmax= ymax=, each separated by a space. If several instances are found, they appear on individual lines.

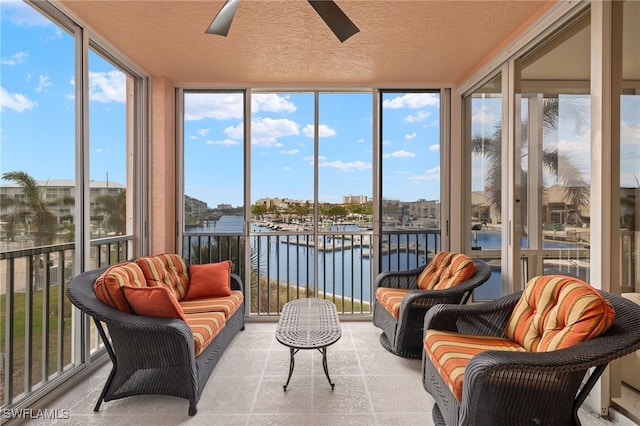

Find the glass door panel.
xmin=467 ymin=75 xmax=503 ymax=300
xmin=250 ymin=92 xmax=315 ymax=313
xmin=182 ymin=91 xmax=245 ymax=279
xmin=318 ymin=92 xmax=372 ymax=309
xmin=380 ymin=91 xmax=442 ymax=273
xmin=518 ymin=16 xmax=591 ymax=283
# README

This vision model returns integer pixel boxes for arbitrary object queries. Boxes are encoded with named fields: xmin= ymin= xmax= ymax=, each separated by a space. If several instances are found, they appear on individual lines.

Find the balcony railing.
xmin=183 ymin=228 xmax=442 ymax=316
xmin=0 ymin=236 xmax=132 ymax=411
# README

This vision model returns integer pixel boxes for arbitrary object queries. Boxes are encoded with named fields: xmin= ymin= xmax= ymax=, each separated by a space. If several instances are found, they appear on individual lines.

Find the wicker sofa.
xmin=422 ymin=275 xmax=640 ymax=426
xmin=66 ymin=254 xmax=245 ymax=416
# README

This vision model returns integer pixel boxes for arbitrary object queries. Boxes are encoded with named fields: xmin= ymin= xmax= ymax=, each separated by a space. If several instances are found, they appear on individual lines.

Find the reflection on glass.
xmin=468 ymin=74 xmax=502 ymax=299
xmin=519 ymin=17 xmax=591 ymax=282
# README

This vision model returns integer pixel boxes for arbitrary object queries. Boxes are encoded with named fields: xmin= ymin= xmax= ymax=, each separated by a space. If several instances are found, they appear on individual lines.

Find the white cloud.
xmin=357 ymin=138 xmax=365 ymax=143
xmin=0 ymin=86 xmax=37 ymax=112
xmin=35 ymin=75 xmax=52 ymax=92
xmin=429 ymin=144 xmax=440 ymax=152
xmin=404 ymin=133 xmax=416 ymax=140
xmin=252 ymin=93 xmax=296 ymax=113
xmin=621 ymin=120 xmax=640 ymax=144
xmin=304 ymin=155 xmax=326 ymax=165
xmin=197 ymin=129 xmax=210 ymax=137
xmin=302 ymin=124 xmax=337 ymax=138
xmin=1 ymin=51 xmax=29 ymax=65
xmin=383 ymin=93 xmax=439 ymax=109
xmin=280 ymin=149 xmax=299 ymax=155
xmin=405 ymin=110 xmax=431 ymax=123
xmin=205 ymin=139 xmax=238 ymax=146
xmin=239 ymin=117 xmax=300 ymax=147
xmin=382 ymin=140 xmax=392 ymax=145
xmin=409 ymin=166 xmax=441 ymax=181
xmin=472 ymin=105 xmax=497 ymax=125
xmin=1 ymin=0 xmax=52 ymax=27
xmin=318 ymin=159 xmax=371 ymax=172
xmin=87 ymin=71 xmax=126 ymax=103
xmin=383 ymin=150 xmax=415 ymax=159
xmin=184 ymin=93 xmax=244 ymax=120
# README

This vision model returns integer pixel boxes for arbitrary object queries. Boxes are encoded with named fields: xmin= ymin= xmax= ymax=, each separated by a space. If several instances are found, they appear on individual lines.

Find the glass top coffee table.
xmin=275 ymin=298 xmax=342 ymax=391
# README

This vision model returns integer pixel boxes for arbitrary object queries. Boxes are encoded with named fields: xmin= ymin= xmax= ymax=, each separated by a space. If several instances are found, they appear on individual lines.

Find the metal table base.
xmin=276 ymin=298 xmax=342 ymax=391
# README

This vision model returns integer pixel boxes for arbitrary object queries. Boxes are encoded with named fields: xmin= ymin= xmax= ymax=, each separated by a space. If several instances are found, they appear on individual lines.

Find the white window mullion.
xmin=587 ymin=0 xmax=623 ymax=416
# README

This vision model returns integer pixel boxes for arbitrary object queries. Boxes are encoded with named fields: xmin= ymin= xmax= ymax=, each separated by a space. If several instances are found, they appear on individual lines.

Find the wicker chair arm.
xmin=423 ymin=292 xmax=521 ymax=335
xmin=230 ymin=273 xmax=243 ymax=292
xmin=375 ymin=264 xmax=427 ymax=290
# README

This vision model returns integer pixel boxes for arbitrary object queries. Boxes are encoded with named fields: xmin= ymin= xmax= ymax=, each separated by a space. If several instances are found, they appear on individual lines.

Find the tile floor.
xmin=27 ymin=321 xmax=624 ymax=425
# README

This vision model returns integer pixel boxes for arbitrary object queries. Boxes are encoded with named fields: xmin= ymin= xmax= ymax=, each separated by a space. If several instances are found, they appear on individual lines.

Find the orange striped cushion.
xmin=94 ymin=262 xmax=147 ymax=313
xmin=135 ymin=253 xmax=189 ymax=300
xmin=424 ymin=330 xmax=526 ymax=401
xmin=184 ymin=311 xmax=226 ymax=357
xmin=505 ymin=275 xmax=616 ymax=352
xmin=375 ymin=287 xmax=411 ymax=320
xmin=180 ymin=290 xmax=244 ymax=319
xmin=417 ymin=252 xmax=477 ymax=290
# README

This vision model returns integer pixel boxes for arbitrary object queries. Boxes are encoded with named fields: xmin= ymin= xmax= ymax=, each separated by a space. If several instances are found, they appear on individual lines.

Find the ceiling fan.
xmin=205 ymin=0 xmax=360 ymax=42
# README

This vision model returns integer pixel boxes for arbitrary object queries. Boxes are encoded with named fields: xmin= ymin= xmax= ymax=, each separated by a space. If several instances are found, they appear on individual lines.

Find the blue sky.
xmin=2 ymin=0 xmax=638 ymax=211
xmin=183 ymin=91 xmax=442 ymax=207
xmin=1 ymin=0 xmax=128 ymax=188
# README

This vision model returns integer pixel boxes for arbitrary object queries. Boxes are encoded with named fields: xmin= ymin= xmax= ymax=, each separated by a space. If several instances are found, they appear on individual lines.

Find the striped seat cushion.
xmin=375 ymin=288 xmax=412 ymax=320
xmin=135 ymin=253 xmax=189 ymax=300
xmin=184 ymin=311 xmax=226 ymax=357
xmin=424 ymin=330 xmax=526 ymax=401
xmin=505 ymin=275 xmax=616 ymax=352
xmin=417 ymin=252 xmax=477 ymax=290
xmin=94 ymin=262 xmax=147 ymax=313
xmin=180 ymin=290 xmax=244 ymax=319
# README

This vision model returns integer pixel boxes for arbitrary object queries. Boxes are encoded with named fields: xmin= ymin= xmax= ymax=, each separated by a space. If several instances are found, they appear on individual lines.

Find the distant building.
xmin=254 ymin=197 xmax=308 ymax=210
xmin=185 ymin=195 xmax=208 ymax=218
xmin=217 ymin=203 xmax=232 ymax=210
xmin=0 ymin=179 xmax=125 ymax=225
xmin=343 ymin=194 xmax=368 ymax=204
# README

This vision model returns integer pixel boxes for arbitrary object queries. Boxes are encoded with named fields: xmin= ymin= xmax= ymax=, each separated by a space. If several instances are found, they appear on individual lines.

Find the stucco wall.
xmin=149 ymin=77 xmax=176 ymax=254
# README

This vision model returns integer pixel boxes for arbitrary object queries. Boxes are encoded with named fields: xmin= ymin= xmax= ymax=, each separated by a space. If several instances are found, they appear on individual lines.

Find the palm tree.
xmin=1 ymin=171 xmax=73 ymax=246
xmin=471 ymin=97 xmax=590 ymax=234
xmin=95 ymin=191 xmax=126 ymax=235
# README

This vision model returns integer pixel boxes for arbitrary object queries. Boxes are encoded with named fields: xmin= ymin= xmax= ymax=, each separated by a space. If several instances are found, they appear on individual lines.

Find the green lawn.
xmin=0 ymin=286 xmax=73 ymax=400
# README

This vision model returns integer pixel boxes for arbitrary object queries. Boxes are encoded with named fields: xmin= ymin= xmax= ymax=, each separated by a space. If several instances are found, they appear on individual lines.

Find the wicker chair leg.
xmin=93 ymin=319 xmax=117 ymax=412
xmin=188 ymin=403 xmax=198 ymax=416
xmin=94 ymin=366 xmax=116 ymax=412
xmin=432 ymin=403 xmax=446 ymax=426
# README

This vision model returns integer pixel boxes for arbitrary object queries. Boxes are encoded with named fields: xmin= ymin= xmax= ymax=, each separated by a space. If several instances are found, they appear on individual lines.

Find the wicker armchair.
xmin=422 ymin=285 xmax=640 ymax=426
xmin=373 ymin=253 xmax=491 ymax=358
xmin=66 ymin=263 xmax=245 ymax=416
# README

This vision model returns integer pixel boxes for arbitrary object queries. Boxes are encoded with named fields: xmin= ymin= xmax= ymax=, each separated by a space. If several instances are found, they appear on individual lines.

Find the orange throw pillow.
xmin=122 ymin=285 xmax=186 ymax=320
xmin=186 ymin=260 xmax=232 ymax=300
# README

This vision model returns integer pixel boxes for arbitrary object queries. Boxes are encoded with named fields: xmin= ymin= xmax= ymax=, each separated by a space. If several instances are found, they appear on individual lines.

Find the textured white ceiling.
xmin=58 ymin=0 xmax=555 ymax=86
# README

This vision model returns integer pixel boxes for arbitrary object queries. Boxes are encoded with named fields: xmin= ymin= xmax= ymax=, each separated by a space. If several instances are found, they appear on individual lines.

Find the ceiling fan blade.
xmin=206 ymin=0 xmax=241 ymax=36
xmin=308 ymin=1 xmax=359 ymax=42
